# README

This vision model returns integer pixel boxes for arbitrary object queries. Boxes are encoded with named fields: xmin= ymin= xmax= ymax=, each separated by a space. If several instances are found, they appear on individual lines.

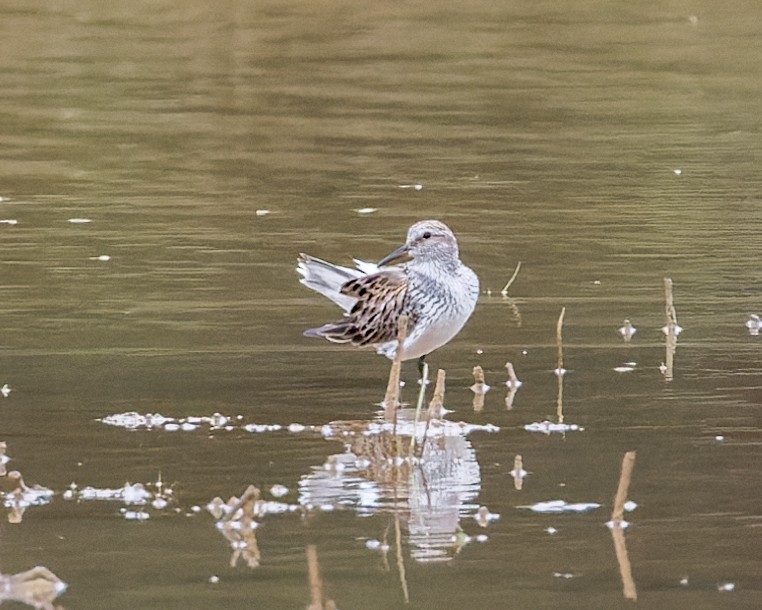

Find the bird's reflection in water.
xmin=299 ymin=407 xmax=494 ymax=563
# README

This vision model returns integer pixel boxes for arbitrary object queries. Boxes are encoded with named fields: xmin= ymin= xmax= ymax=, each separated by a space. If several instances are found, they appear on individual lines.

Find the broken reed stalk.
xmin=611 ymin=525 xmax=637 ymax=601
xmin=664 ymin=278 xmax=677 ymax=330
xmin=409 ymin=361 xmax=429 ymax=457
xmin=556 ymin=307 xmax=566 ymax=423
xmin=505 ymin=362 xmax=519 ymax=386
xmin=471 ymin=365 xmax=487 ymax=411
xmin=663 ymin=278 xmax=676 ymax=382
xmin=611 ymin=450 xmax=637 ymax=523
xmin=610 ymin=451 xmax=638 ymax=601
xmin=512 ymin=454 xmax=524 ymax=491
xmin=556 ymin=306 xmax=566 ymax=372
xmin=220 ymin=485 xmax=260 ymax=524
xmin=505 ymin=361 xmax=520 ymax=409
xmin=306 ymin=545 xmax=323 ymax=610
xmin=384 ymin=315 xmax=409 ymax=421
xmin=500 ymin=260 xmax=523 ymax=296
xmin=428 ymin=369 xmax=446 ymax=414
xmin=394 ymin=493 xmax=410 ymax=604
xmin=418 ymin=369 xmax=446 ymax=460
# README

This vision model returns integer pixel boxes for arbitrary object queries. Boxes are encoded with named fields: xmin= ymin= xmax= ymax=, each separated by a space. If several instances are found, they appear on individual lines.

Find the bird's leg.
xmin=417 ymin=355 xmax=427 ymax=381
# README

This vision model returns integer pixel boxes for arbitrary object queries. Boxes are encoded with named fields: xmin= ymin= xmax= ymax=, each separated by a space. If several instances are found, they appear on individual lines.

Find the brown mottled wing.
xmin=303 ymin=269 xmax=414 ymax=346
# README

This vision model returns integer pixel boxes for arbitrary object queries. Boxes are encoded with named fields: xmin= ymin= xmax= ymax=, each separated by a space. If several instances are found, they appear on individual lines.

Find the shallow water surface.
xmin=1 ymin=1 xmax=762 ymax=608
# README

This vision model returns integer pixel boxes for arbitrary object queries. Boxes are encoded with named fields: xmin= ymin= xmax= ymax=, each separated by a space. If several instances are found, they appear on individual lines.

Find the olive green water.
xmin=1 ymin=1 xmax=762 ymax=608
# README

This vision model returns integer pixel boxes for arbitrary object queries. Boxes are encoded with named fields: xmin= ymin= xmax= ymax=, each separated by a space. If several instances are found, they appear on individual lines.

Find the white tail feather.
xmin=296 ymin=254 xmax=374 ymax=312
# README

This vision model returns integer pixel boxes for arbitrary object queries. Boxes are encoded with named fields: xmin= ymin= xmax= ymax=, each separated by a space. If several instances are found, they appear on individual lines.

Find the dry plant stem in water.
xmin=220 ymin=484 xmax=260 ymax=523
xmin=556 ymin=306 xmax=566 ymax=372
xmin=513 ymin=454 xmax=524 ymax=491
xmin=610 ymin=451 xmax=638 ymax=601
xmin=419 ymin=369 xmax=446 ymax=460
xmin=505 ymin=361 xmax=520 ymax=409
xmin=306 ymin=545 xmax=336 ymax=610
xmin=471 ymin=365 xmax=487 ymax=411
xmin=500 ymin=260 xmax=522 ymax=296
xmin=611 ymin=451 xmax=636 ymax=523
xmin=556 ymin=307 xmax=566 ymax=423
xmin=394 ymin=489 xmax=410 ymax=604
xmin=409 ymin=362 xmax=429 ymax=457
xmin=663 ymin=278 xmax=677 ymax=382
xmin=384 ymin=315 xmax=409 ymax=422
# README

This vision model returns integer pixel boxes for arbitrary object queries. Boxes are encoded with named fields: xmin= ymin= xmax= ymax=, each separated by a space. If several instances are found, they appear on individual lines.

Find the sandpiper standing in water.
xmin=297 ymin=220 xmax=479 ymax=373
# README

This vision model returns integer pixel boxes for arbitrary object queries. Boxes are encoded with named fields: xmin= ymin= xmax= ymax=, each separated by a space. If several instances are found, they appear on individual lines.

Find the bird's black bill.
xmin=378 ymin=244 xmax=410 ymax=267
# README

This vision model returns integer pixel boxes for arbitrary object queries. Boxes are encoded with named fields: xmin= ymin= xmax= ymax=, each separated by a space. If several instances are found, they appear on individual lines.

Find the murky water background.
xmin=1 ymin=0 xmax=762 ymax=608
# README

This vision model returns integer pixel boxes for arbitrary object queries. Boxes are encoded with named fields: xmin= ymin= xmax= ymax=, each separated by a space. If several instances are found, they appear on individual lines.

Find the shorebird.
xmin=297 ymin=220 xmax=479 ymax=373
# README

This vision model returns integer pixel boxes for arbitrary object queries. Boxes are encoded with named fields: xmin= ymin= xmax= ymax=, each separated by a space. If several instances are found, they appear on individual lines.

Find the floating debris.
xmin=64 ymin=476 xmax=175 ymax=521
xmin=717 ymin=582 xmax=735 ymax=592
xmin=746 ymin=314 xmax=761 ymax=336
xmin=0 ymin=566 xmax=67 ymax=609
xmin=365 ymin=539 xmax=386 ymax=551
xmin=207 ymin=485 xmax=298 ymax=569
xmin=270 ymin=484 xmax=289 ymax=498
xmin=679 ymin=576 xmax=689 ymax=586
xmin=67 ymin=218 xmax=92 ymax=223
xmin=618 ymin=319 xmax=637 ymax=342
xmin=355 ymin=207 xmax=377 ymax=215
xmin=605 ymin=518 xmax=630 ymax=529
xmin=209 ymin=575 xmax=220 ymax=584
xmin=255 ymin=209 xmax=271 ymax=216
xmin=613 ymin=365 xmax=635 ymax=373
xmin=661 ymin=323 xmax=683 ymax=336
xmin=89 ymin=254 xmax=111 ymax=262
xmin=1 ymin=384 xmax=10 ymax=398
xmin=244 ymin=423 xmax=283 ymax=433
xmin=399 ymin=184 xmax=423 ymax=190
xmin=623 ymin=500 xmax=638 ymax=512
xmin=524 ymin=421 xmax=583 ymax=434
xmin=546 ymin=527 xmax=558 ymax=535
xmin=553 ymin=572 xmax=576 ymax=579
xmin=1 ymin=471 xmax=54 ymax=523
xmin=0 ymin=219 xmax=17 ymax=225
xmin=99 ymin=412 xmax=172 ymax=429
xmin=322 ymin=419 xmax=498 ymax=440
xmin=715 ymin=435 xmax=725 ymax=442
xmin=474 ymin=506 xmax=500 ymax=527
xmin=98 ymin=411 xmax=287 ymax=433
xmin=2 ymin=475 xmax=54 ymax=507
xmin=673 ymin=168 xmax=682 ymax=175
xmin=519 ymin=500 xmax=600 ymax=514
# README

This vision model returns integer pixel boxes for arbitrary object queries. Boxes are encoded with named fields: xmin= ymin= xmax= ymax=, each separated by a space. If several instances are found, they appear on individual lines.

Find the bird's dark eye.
xmin=422 ymin=231 xmax=432 ymax=239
